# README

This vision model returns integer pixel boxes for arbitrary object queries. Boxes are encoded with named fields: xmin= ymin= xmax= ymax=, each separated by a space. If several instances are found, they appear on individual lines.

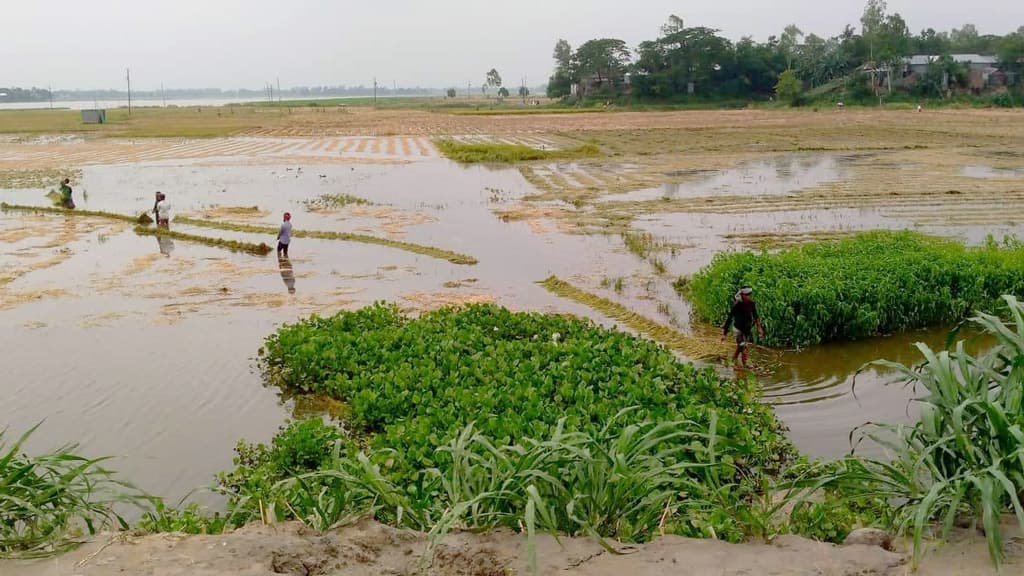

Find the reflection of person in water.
xmin=279 ymin=257 xmax=296 ymax=294
xmin=157 ymin=235 xmax=175 ymax=257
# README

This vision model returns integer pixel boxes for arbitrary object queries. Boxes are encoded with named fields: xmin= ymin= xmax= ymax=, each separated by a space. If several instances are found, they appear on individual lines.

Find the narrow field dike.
xmin=434 ymin=139 xmax=600 ymax=164
xmin=174 ymin=217 xmax=478 ymax=265
xmin=132 ymin=226 xmax=273 ymax=256
xmin=685 ymin=231 xmax=1024 ymax=348
xmin=538 ymin=276 xmax=736 ymax=362
xmin=1 ymin=202 xmax=149 ymax=225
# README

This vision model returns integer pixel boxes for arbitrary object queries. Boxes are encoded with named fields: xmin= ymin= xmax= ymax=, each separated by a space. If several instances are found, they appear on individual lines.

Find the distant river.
xmin=0 ymin=95 xmax=379 ymax=111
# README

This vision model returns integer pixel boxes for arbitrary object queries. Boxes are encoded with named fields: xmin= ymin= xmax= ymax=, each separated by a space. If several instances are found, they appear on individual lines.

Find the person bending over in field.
xmin=722 ymin=286 xmax=765 ymax=369
xmin=59 ymin=178 xmax=75 ymax=209
xmin=277 ymin=212 xmax=293 ymax=259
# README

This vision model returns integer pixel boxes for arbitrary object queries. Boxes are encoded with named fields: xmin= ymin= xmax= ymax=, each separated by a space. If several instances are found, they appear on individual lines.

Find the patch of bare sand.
xmin=194 ymin=205 xmax=270 ymax=221
xmin=21 ymin=519 xmax=1016 ymax=576
xmin=346 ymin=205 xmax=437 ymax=239
xmin=401 ymin=291 xmax=496 ymax=312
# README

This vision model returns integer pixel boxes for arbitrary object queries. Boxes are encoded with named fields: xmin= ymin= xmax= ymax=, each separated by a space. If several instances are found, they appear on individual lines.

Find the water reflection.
xmin=278 ymin=258 xmax=296 ymax=294
xmin=156 ymin=235 xmax=175 ymax=257
xmin=768 ymin=326 xmax=992 ymax=458
xmin=603 ymin=154 xmax=846 ymax=203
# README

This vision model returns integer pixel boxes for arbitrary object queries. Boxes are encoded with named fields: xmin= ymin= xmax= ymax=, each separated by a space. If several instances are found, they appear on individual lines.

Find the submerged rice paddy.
xmin=1 ymin=107 xmax=1023 ymax=506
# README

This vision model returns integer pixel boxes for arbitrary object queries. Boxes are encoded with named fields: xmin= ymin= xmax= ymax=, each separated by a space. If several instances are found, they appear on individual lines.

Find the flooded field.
xmin=2 ymin=108 xmax=1023 ymax=503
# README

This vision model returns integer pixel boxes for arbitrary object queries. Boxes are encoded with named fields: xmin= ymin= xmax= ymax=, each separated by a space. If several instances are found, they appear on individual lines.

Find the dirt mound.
xmin=3 ymin=519 xmax=932 ymax=576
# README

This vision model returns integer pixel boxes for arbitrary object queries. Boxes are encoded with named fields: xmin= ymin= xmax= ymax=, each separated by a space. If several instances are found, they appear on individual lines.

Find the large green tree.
xmin=547 ymin=39 xmax=577 ymax=98
xmin=575 ymin=38 xmax=631 ymax=90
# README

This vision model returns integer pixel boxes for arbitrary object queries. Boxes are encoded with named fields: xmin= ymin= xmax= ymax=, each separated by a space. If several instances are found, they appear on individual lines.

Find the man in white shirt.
xmin=155 ymin=193 xmax=171 ymax=229
xmin=277 ymin=212 xmax=293 ymax=258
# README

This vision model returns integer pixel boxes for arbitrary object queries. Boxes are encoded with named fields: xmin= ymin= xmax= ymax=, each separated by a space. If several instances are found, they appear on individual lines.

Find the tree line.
xmin=547 ymin=0 xmax=1024 ymax=102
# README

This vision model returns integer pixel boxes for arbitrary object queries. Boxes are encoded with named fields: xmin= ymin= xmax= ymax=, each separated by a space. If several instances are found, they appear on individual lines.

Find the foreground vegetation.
xmin=798 ymin=296 xmax=1024 ymax=569
xmin=435 ymin=140 xmax=601 ymax=163
xmin=684 ymin=231 xmax=1024 ymax=348
xmin=0 ymin=425 xmax=142 ymax=559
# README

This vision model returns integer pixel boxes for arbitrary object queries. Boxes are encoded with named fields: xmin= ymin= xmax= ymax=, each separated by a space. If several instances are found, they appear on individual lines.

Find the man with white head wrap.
xmin=722 ymin=286 xmax=765 ymax=369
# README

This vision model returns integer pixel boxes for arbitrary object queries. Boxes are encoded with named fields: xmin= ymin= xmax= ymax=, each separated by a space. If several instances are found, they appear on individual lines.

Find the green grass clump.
xmin=686 ymin=231 xmax=1024 ymax=348
xmin=435 ymin=139 xmax=600 ymax=163
xmin=132 ymin=226 xmax=272 ymax=255
xmin=174 ymin=217 xmax=477 ymax=265
xmin=301 ymin=193 xmax=371 ymax=211
xmin=257 ymin=303 xmax=792 ymax=487
xmin=0 ymin=424 xmax=143 ymax=559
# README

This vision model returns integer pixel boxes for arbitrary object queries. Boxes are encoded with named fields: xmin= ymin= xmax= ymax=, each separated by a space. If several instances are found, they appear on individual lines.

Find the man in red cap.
xmin=277 ymin=212 xmax=293 ymax=259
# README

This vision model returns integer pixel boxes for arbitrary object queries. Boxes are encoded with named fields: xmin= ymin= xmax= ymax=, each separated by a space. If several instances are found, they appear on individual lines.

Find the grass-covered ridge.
xmin=684 ymin=231 xmax=1024 ymax=348
xmin=539 ymin=276 xmax=733 ymax=362
xmin=435 ymin=139 xmax=600 ymax=163
xmin=258 ymin=304 xmax=792 ymax=481
xmin=132 ymin=226 xmax=272 ymax=255
xmin=174 ymin=217 xmax=477 ymax=265
xmin=1 ymin=202 xmax=150 ymax=224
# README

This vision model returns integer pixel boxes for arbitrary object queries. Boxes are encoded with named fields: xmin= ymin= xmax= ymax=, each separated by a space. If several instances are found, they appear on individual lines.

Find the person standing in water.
xmin=155 ymin=193 xmax=171 ymax=229
xmin=277 ymin=212 xmax=293 ymax=258
xmin=59 ymin=178 xmax=75 ymax=209
xmin=722 ymin=286 xmax=765 ymax=369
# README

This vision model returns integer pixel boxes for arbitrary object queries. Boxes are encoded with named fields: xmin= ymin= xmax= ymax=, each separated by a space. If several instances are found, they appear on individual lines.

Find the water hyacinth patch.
xmin=684 ymin=231 xmax=1024 ymax=348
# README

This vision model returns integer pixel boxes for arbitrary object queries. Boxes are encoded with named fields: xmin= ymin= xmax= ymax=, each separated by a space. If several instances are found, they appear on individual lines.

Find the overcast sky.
xmin=2 ymin=0 xmax=1022 ymax=91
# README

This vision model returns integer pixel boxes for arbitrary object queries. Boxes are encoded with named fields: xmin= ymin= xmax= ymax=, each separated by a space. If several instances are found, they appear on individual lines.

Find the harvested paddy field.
xmin=2 ymin=106 xmax=1023 ymax=573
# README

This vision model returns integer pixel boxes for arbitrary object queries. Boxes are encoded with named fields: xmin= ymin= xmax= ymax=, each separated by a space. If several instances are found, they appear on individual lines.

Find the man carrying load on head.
xmin=722 ymin=286 xmax=765 ymax=369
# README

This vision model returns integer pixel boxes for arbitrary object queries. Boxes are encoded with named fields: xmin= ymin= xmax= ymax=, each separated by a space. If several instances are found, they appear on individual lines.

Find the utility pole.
xmin=48 ymin=84 xmax=53 ymax=109
xmin=161 ymin=83 xmax=166 ymax=107
xmin=373 ymin=77 xmax=377 ymax=108
xmin=277 ymin=77 xmax=281 ymax=103
xmin=467 ymin=81 xmax=471 ymax=101
xmin=126 ymin=68 xmax=132 ymax=115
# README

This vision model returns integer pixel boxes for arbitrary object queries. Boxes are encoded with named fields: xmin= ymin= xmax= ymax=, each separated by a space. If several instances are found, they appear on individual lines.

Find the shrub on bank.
xmin=684 ymin=231 xmax=1024 ymax=348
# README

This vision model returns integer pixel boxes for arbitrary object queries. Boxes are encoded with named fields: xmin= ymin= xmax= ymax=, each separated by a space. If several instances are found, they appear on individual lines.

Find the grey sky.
xmin=2 ymin=1 xmax=1022 ymax=91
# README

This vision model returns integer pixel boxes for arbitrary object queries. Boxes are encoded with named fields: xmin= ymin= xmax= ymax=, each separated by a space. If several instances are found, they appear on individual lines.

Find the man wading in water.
xmin=722 ymin=286 xmax=765 ymax=369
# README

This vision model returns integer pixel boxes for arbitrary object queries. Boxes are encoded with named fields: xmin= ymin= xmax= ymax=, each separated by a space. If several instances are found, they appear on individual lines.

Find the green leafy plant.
xmin=259 ymin=303 xmax=792 ymax=489
xmin=0 ymin=424 xmax=145 ymax=559
xmin=138 ymin=501 xmax=229 ymax=535
xmin=686 ymin=231 xmax=1024 ymax=347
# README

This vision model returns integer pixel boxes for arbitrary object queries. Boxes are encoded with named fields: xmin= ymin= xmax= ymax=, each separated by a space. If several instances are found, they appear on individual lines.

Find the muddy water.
xmin=0 ymin=157 xmax=645 ymax=502
xmin=600 ymin=155 xmax=847 ymax=202
xmin=1 ymin=147 xmax=1016 ymax=503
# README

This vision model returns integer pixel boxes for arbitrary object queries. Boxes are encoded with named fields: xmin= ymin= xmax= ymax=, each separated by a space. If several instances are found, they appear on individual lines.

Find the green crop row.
xmin=684 ymin=231 xmax=1024 ymax=348
xmin=1 ymin=202 xmax=151 ymax=224
xmin=434 ymin=139 xmax=600 ymax=163
xmin=173 ymin=217 xmax=478 ymax=265
xmin=132 ymin=226 xmax=272 ymax=255
xmin=259 ymin=303 xmax=793 ymax=485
